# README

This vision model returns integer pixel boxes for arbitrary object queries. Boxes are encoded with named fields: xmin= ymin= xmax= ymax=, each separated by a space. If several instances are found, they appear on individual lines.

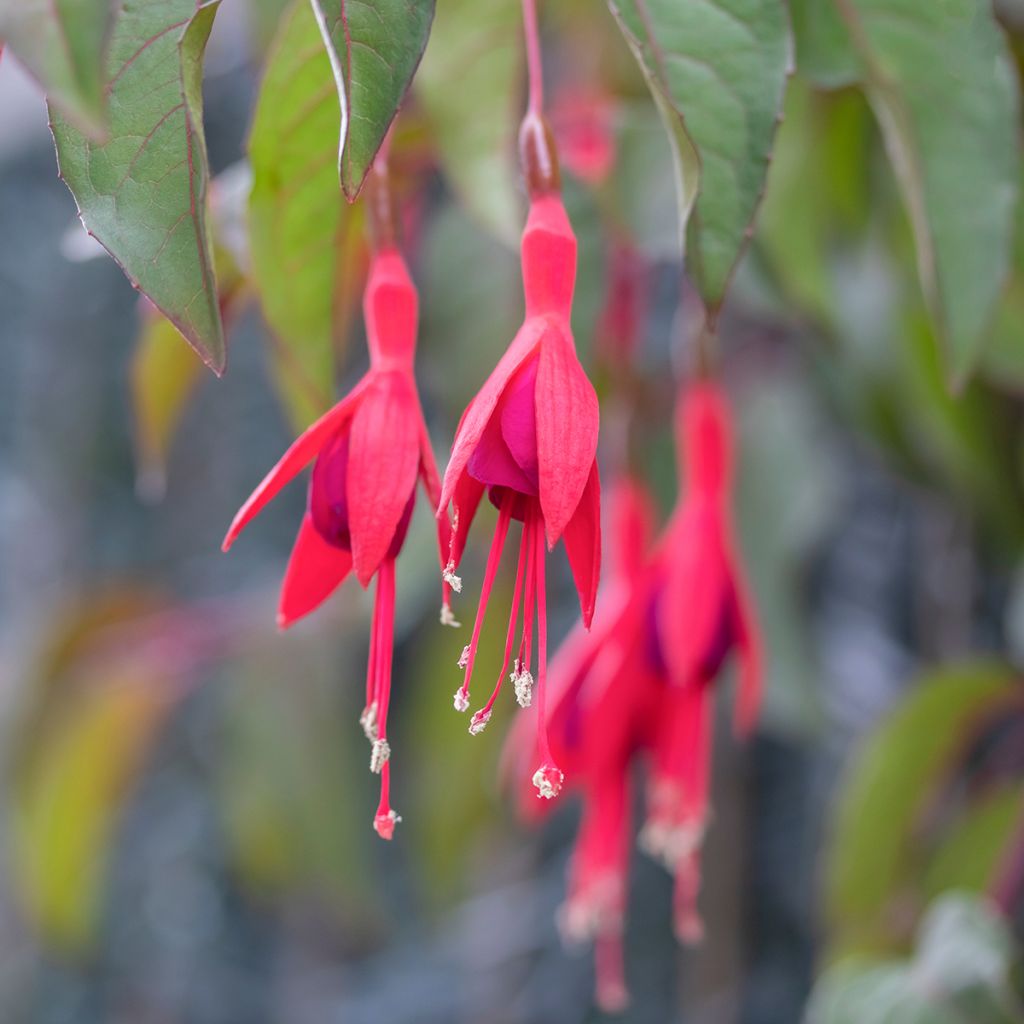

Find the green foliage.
xmin=50 ymin=0 xmax=225 ymax=371
xmin=823 ymin=0 xmax=1019 ymax=385
xmin=807 ymin=893 xmax=1023 ymax=1023
xmin=607 ymin=0 xmax=791 ymax=310
xmin=311 ymin=0 xmax=435 ymax=198
xmin=825 ymin=664 xmax=1022 ymax=957
xmin=416 ymin=0 xmax=522 ymax=244
xmin=0 ymin=0 xmax=113 ymax=136
xmin=248 ymin=0 xmax=366 ymax=429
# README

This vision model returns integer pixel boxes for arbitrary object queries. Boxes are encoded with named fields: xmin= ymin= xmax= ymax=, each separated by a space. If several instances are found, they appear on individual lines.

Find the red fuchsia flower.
xmin=437 ymin=108 xmax=601 ymax=800
xmin=550 ymin=88 xmax=616 ymax=186
xmin=504 ymin=476 xmax=658 ymax=1012
xmin=595 ymin=239 xmax=648 ymax=374
xmin=222 ymin=242 xmax=451 ymax=841
xmin=639 ymin=378 xmax=763 ymax=934
xmin=504 ymin=379 xmax=762 ymax=1010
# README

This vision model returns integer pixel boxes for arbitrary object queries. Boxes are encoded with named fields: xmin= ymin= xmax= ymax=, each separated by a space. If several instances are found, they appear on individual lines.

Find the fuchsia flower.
xmin=506 ymin=380 xmax=762 ymax=1011
xmin=550 ymin=88 xmax=616 ymax=186
xmin=438 ymin=114 xmax=601 ymax=801
xmin=223 ymin=245 xmax=450 ymax=840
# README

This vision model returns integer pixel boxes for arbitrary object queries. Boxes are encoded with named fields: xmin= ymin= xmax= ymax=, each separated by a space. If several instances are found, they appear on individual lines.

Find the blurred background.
xmin=2 ymin=2 xmax=1024 ymax=1022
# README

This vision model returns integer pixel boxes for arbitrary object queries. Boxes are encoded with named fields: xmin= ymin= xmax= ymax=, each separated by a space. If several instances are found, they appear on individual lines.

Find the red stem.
xmin=522 ymin=0 xmax=544 ymax=114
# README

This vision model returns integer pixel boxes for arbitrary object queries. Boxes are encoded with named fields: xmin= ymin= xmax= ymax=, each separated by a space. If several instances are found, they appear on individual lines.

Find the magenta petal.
xmin=222 ymin=377 xmax=370 ymax=551
xmin=347 ymin=371 xmax=421 ymax=586
xmin=310 ymin=428 xmax=352 ymax=549
xmin=535 ymin=323 xmax=600 ymax=547
xmin=500 ymin=357 xmax=540 ymax=487
xmin=657 ymin=502 xmax=729 ymax=687
xmin=278 ymin=514 xmax=353 ymax=628
xmin=562 ymin=461 xmax=601 ymax=628
xmin=468 ymin=406 xmax=537 ymax=494
xmin=438 ymin=318 xmax=545 ymax=515
xmin=449 ymin=471 xmax=486 ymax=570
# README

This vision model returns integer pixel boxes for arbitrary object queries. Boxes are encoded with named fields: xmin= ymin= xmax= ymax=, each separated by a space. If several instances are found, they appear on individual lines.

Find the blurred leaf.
xmin=219 ymin=632 xmax=374 ymax=918
xmin=12 ymin=666 xmax=175 ymax=952
xmin=807 ymin=893 xmax=1023 ymax=1024
xmin=416 ymin=0 xmax=521 ymax=244
xmin=130 ymin=306 xmax=205 ymax=502
xmin=826 ymin=664 xmax=1018 ymax=956
xmin=789 ymin=0 xmax=859 ymax=87
xmin=611 ymin=102 xmax=679 ymax=261
xmin=756 ymin=81 xmax=873 ymax=324
xmin=924 ymin=788 xmax=1024 ymax=900
xmin=50 ymin=0 xmax=225 ymax=372
xmin=898 ymin=311 xmax=1024 ymax=545
xmin=607 ymin=0 xmax=791 ymax=309
xmin=0 ymin=0 xmax=113 ymax=136
xmin=310 ymin=0 xmax=435 ymax=199
xmin=249 ymin=0 xmax=367 ymax=430
xmin=832 ymin=0 xmax=1020 ymax=385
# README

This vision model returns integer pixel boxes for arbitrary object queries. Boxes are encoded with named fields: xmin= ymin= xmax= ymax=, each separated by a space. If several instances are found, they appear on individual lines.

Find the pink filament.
xmin=372 ymin=559 xmax=397 ymax=832
xmin=458 ymin=499 xmax=513 ymax=703
xmin=533 ymin=506 xmax=556 ymax=770
xmin=476 ymin=519 xmax=531 ymax=718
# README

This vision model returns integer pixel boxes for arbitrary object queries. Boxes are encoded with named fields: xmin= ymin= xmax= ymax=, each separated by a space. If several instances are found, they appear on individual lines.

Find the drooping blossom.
xmin=437 ymin=105 xmax=601 ymax=799
xmin=550 ymin=88 xmax=616 ymax=186
xmin=222 ymin=225 xmax=450 ymax=840
xmin=505 ymin=379 xmax=762 ymax=1010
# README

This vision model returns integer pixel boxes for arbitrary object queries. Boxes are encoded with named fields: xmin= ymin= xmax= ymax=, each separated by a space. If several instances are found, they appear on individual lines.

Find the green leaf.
xmin=807 ymin=894 xmax=1023 ymax=1024
xmin=310 ymin=0 xmax=435 ymax=199
xmin=831 ymin=0 xmax=1020 ymax=385
xmin=826 ymin=664 xmax=1016 ymax=956
xmin=416 ymin=0 xmax=521 ymax=244
xmin=789 ymin=0 xmax=859 ymax=87
xmin=51 ymin=0 xmax=226 ymax=372
xmin=0 ymin=0 xmax=113 ymax=136
xmin=607 ymin=0 xmax=791 ymax=310
xmin=248 ymin=0 xmax=366 ymax=430
xmin=130 ymin=305 xmax=205 ymax=502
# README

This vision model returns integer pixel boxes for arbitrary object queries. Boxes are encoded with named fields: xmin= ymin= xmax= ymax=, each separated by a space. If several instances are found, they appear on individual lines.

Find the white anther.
xmin=359 ymin=702 xmax=379 ymax=743
xmin=457 ymin=645 xmax=471 ymax=669
xmin=453 ymin=688 xmax=470 ymax=713
xmin=532 ymin=765 xmax=564 ymax=800
xmin=468 ymin=708 xmax=492 ymax=735
xmin=370 ymin=738 xmax=391 ymax=773
xmin=439 ymin=603 xmax=461 ymax=628
xmin=513 ymin=667 xmax=534 ymax=708
xmin=442 ymin=561 xmax=462 ymax=593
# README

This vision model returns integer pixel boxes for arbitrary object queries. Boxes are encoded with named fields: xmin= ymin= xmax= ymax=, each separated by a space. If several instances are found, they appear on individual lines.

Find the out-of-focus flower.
xmin=223 ymin=245 xmax=450 ymax=839
xmin=506 ymin=380 xmax=762 ymax=1010
xmin=550 ymin=88 xmax=616 ymax=186
xmin=439 ymin=114 xmax=601 ymax=801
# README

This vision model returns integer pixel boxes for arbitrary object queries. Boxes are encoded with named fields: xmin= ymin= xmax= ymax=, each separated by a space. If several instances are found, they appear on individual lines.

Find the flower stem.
xmin=521 ymin=0 xmax=544 ymax=115
xmin=366 ymin=127 xmax=397 ymax=250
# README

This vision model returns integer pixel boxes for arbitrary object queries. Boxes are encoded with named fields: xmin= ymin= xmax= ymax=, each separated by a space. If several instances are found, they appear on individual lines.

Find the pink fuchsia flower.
xmin=222 ymin=245 xmax=451 ymax=840
xmin=505 ymin=477 xmax=657 ymax=1012
xmin=550 ymin=88 xmax=616 ymax=186
xmin=438 ymin=115 xmax=601 ymax=801
xmin=640 ymin=379 xmax=763 ymax=933
xmin=504 ymin=381 xmax=762 ymax=1008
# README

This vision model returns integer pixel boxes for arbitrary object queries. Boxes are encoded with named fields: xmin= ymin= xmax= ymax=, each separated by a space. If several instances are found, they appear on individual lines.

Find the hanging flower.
xmin=222 ymin=242 xmax=451 ymax=840
xmin=505 ymin=477 xmax=657 ymax=1011
xmin=640 ymin=379 xmax=762 ymax=873
xmin=505 ymin=380 xmax=762 ymax=1009
xmin=438 ymin=110 xmax=601 ymax=801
